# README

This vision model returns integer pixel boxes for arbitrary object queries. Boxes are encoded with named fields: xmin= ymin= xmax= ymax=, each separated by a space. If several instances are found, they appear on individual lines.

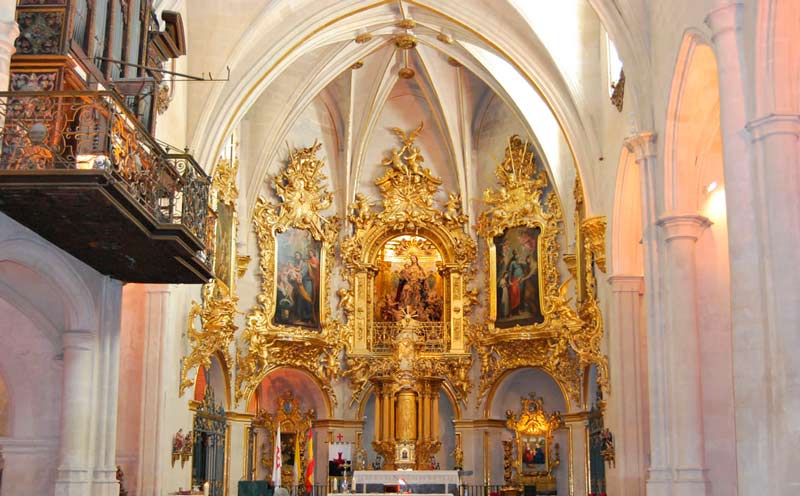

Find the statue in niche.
xmin=377 ymin=236 xmax=443 ymax=323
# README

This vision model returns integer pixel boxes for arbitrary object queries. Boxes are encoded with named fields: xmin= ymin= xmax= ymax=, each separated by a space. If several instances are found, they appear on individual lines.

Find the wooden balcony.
xmin=0 ymin=91 xmax=214 ymax=283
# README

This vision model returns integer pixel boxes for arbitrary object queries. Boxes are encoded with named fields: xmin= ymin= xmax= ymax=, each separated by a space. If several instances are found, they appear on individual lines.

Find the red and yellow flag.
xmin=304 ymin=427 xmax=315 ymax=493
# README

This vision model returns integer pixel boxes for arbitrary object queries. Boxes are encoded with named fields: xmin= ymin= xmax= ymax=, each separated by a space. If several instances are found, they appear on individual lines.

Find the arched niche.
xmin=0 ymin=297 xmax=61 ymax=495
xmin=485 ymin=368 xmax=568 ymax=419
xmin=0 ymin=237 xmax=96 ymax=336
xmin=193 ymin=352 xmax=232 ymax=410
xmin=356 ymin=380 xmax=460 ymax=470
xmin=248 ymin=367 xmax=330 ymax=420
xmin=664 ymin=34 xmax=724 ymax=213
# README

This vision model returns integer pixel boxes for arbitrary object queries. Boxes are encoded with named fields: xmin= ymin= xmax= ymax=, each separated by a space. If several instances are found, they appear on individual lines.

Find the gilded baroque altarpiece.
xmin=236 ymin=142 xmax=343 ymax=406
xmin=339 ymin=123 xmax=477 ymax=408
xmin=474 ymin=135 xmax=608 ymax=408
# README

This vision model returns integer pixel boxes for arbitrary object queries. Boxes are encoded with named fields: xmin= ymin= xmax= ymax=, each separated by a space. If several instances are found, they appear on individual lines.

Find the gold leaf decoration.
xmin=180 ymin=280 xmax=238 ymax=396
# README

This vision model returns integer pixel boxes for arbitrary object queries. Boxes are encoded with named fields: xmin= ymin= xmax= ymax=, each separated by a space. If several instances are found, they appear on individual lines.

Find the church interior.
xmin=0 ymin=1 xmax=797 ymax=495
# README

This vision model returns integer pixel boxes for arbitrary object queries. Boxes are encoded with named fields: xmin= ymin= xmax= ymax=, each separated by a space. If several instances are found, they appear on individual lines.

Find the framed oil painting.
xmin=374 ymin=235 xmax=444 ymax=323
xmin=520 ymin=434 xmax=548 ymax=474
xmin=494 ymin=226 xmax=544 ymax=327
xmin=272 ymin=228 xmax=322 ymax=330
xmin=213 ymin=200 xmax=235 ymax=292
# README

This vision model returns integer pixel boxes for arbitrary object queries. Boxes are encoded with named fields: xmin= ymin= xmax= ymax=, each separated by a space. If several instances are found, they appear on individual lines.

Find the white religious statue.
xmin=395 ymin=314 xmax=418 ymax=374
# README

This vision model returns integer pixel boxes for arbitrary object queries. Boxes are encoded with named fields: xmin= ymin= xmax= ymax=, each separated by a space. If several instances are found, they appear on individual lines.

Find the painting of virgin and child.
xmin=272 ymin=228 xmax=322 ymax=330
xmin=495 ymin=226 xmax=544 ymax=327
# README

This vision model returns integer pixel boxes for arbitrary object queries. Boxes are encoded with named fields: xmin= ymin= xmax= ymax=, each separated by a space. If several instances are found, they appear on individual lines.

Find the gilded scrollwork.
xmin=235 ymin=142 xmax=343 ymax=406
xmin=474 ymin=136 xmax=609 ymax=409
xmin=180 ymin=280 xmax=239 ymax=396
xmin=180 ymin=156 xmax=240 ymax=397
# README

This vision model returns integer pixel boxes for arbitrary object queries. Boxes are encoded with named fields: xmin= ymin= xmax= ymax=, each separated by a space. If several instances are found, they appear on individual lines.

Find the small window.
xmin=606 ymin=33 xmax=625 ymax=111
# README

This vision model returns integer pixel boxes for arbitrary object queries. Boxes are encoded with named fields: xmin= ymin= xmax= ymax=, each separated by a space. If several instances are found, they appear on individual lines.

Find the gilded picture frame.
xmin=476 ymin=135 xmax=564 ymax=336
xmin=506 ymin=393 xmax=562 ymax=486
xmin=209 ymin=158 xmax=239 ymax=295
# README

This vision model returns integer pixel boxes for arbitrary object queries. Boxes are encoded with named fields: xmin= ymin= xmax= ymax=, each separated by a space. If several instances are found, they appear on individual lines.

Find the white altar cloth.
xmin=352 ymin=470 xmax=460 ymax=493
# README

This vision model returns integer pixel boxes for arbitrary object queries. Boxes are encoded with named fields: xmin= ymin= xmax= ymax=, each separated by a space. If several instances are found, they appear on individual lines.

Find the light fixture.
xmin=706 ymin=181 xmax=718 ymax=194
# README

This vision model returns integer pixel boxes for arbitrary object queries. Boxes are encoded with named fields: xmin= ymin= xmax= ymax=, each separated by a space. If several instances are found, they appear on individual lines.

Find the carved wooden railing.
xmin=0 ymin=90 xmax=212 ymax=257
xmin=371 ymin=321 xmax=448 ymax=353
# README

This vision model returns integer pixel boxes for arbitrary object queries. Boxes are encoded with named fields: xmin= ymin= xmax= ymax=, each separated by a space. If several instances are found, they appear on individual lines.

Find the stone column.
xmin=605 ymin=275 xmax=647 ymax=496
xmin=55 ymin=329 xmax=96 ymax=496
xmin=657 ymin=214 xmax=710 ymax=496
xmin=565 ymin=420 xmax=588 ymax=496
xmin=705 ymin=3 xmax=793 ymax=494
xmin=138 ymin=285 xmax=171 ymax=496
xmin=744 ymin=112 xmax=800 ymax=493
xmin=623 ymin=133 xmax=672 ymax=496
xmin=90 ymin=278 xmax=123 ymax=496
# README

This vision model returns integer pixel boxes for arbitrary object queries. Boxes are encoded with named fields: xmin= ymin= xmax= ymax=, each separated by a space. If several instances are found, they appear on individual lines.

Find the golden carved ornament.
xmin=396 ymin=19 xmax=416 ymax=29
xmin=212 ymin=158 xmax=239 ymax=207
xmin=252 ymin=391 xmax=315 ymax=483
xmin=342 ymin=341 xmax=474 ymax=407
xmin=180 ymin=280 xmax=238 ymax=396
xmin=506 ymin=393 xmax=563 ymax=481
xmin=339 ymin=123 xmax=476 ymax=407
xmin=436 ymin=32 xmax=453 ymax=44
xmin=394 ymin=34 xmax=418 ymax=49
xmin=237 ymin=255 xmax=251 ymax=278
xmin=235 ymin=142 xmax=343 ymax=407
xmin=180 ymin=155 xmax=241 ymax=397
xmin=581 ymin=217 xmax=607 ymax=274
xmin=474 ymin=136 xmax=609 ymax=408
xmin=156 ymin=83 xmax=171 ymax=115
xmin=355 ymin=32 xmax=373 ymax=44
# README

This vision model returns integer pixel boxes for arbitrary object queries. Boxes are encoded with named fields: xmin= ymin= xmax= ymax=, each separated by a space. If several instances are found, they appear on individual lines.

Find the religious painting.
xmin=494 ymin=226 xmax=544 ymax=327
xmin=280 ymin=432 xmax=297 ymax=466
xmin=374 ymin=235 xmax=443 ymax=322
xmin=272 ymin=227 xmax=322 ymax=330
xmin=521 ymin=435 xmax=548 ymax=474
xmin=213 ymin=201 xmax=235 ymax=291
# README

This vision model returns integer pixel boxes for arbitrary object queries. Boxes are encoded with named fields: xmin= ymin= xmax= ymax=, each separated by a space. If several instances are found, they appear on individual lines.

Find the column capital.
xmin=704 ymin=2 xmax=743 ymax=41
xmin=746 ymin=113 xmax=800 ymax=141
xmin=62 ymin=329 xmax=95 ymax=351
xmin=657 ymin=213 xmax=711 ymax=242
xmin=623 ymin=132 xmax=657 ymax=164
xmin=607 ymin=274 xmax=644 ymax=293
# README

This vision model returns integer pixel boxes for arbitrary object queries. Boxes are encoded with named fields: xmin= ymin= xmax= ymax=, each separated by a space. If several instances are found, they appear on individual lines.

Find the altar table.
xmin=352 ymin=470 xmax=460 ymax=495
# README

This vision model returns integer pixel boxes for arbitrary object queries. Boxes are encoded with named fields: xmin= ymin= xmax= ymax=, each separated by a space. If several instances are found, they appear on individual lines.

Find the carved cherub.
xmin=336 ymin=287 xmax=354 ymax=319
xmin=348 ymin=193 xmax=374 ymax=229
xmin=318 ymin=351 xmax=340 ymax=384
xmin=381 ymin=148 xmax=408 ymax=175
xmin=443 ymin=192 xmax=468 ymax=227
